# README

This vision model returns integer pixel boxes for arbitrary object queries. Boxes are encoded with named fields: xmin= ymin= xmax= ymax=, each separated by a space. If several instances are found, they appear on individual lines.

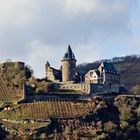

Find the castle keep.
xmin=61 ymin=45 xmax=77 ymax=82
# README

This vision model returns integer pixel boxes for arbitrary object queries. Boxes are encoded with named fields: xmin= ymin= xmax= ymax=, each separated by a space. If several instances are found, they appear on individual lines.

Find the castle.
xmin=45 ymin=45 xmax=121 ymax=94
xmin=0 ymin=45 xmax=124 ymax=104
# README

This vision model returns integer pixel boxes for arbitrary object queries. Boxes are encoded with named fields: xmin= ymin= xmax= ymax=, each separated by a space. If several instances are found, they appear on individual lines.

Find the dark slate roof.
xmin=102 ymin=62 xmax=118 ymax=74
xmin=62 ymin=45 xmax=76 ymax=61
xmin=52 ymin=67 xmax=62 ymax=80
xmin=95 ymin=70 xmax=100 ymax=76
xmin=46 ymin=61 xmax=50 ymax=66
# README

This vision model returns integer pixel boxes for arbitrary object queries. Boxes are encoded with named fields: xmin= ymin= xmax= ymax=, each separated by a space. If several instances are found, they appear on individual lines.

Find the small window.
xmin=90 ymin=72 xmax=93 ymax=76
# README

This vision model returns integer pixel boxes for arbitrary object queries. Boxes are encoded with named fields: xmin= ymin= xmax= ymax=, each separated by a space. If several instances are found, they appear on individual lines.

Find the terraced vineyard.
xmin=0 ymin=78 xmax=14 ymax=101
xmin=19 ymin=100 xmax=94 ymax=120
xmin=0 ymin=78 xmax=20 ymax=101
xmin=0 ymin=100 xmax=95 ymax=120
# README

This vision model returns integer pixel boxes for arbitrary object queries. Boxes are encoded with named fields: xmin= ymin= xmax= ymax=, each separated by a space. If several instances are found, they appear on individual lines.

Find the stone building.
xmin=45 ymin=61 xmax=62 ymax=82
xmin=0 ymin=61 xmax=25 ymax=71
xmin=85 ymin=62 xmax=120 ymax=85
xmin=61 ymin=45 xmax=77 ymax=82
xmin=0 ymin=62 xmax=25 ymax=77
xmin=15 ymin=62 xmax=25 ymax=70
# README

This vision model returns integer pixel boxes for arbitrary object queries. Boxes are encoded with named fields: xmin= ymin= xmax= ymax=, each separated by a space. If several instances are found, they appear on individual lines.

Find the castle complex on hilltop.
xmin=0 ymin=45 xmax=125 ymax=104
xmin=45 ymin=45 xmax=121 ymax=94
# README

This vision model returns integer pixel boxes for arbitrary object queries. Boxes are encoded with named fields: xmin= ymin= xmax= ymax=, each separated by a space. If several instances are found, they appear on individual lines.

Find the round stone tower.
xmin=61 ymin=45 xmax=77 ymax=82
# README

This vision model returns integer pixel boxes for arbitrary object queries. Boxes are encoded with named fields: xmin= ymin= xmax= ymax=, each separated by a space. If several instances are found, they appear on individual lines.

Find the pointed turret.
xmin=62 ymin=45 xmax=76 ymax=61
xmin=61 ymin=45 xmax=77 ymax=82
xmin=46 ymin=61 xmax=50 ymax=67
xmin=45 ymin=61 xmax=50 ymax=72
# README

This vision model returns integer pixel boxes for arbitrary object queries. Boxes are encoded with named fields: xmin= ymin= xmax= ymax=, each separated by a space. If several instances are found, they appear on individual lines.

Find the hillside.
xmin=0 ymin=59 xmax=140 ymax=139
xmin=0 ymin=78 xmax=15 ymax=101
xmin=0 ymin=62 xmax=32 ymax=102
xmin=77 ymin=55 xmax=140 ymax=93
xmin=115 ymin=61 xmax=140 ymax=92
xmin=0 ymin=100 xmax=96 ymax=120
xmin=0 ymin=96 xmax=140 ymax=139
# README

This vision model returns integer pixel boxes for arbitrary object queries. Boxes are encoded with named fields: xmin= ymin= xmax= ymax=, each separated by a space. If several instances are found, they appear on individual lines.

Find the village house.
xmin=85 ymin=62 xmax=120 ymax=85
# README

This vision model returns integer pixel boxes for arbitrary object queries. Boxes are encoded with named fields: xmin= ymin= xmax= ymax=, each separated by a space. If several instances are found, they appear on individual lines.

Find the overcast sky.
xmin=0 ymin=0 xmax=140 ymax=77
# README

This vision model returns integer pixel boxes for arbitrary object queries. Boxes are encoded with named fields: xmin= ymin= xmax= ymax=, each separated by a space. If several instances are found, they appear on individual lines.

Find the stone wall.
xmin=54 ymin=83 xmax=91 ymax=94
xmin=90 ymin=84 xmax=120 ymax=94
xmin=0 ymin=62 xmax=25 ymax=71
xmin=46 ymin=67 xmax=55 ymax=81
xmin=104 ymin=73 xmax=120 ymax=85
xmin=54 ymin=82 xmax=120 ymax=95
xmin=45 ymin=65 xmax=61 ymax=82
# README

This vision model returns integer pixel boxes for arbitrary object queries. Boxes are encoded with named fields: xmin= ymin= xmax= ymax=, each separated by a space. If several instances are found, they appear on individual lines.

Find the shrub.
xmin=120 ymin=121 xmax=129 ymax=129
xmin=119 ymin=104 xmax=132 ymax=122
xmin=94 ymin=133 xmax=109 ymax=140
xmin=137 ymin=105 xmax=140 ymax=118
xmin=136 ymin=121 xmax=140 ymax=131
xmin=103 ymin=121 xmax=117 ymax=133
